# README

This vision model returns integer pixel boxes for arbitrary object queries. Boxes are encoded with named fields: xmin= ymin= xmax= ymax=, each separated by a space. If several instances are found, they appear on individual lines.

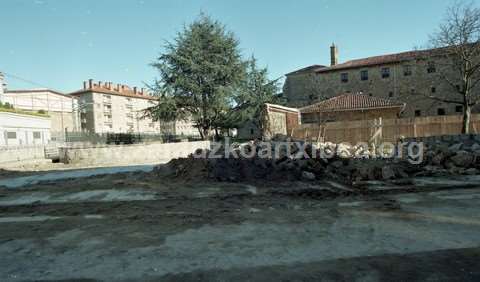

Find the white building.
xmin=2 ymin=88 xmax=78 ymax=133
xmin=0 ymin=72 xmax=6 ymax=103
xmin=0 ymin=111 xmax=51 ymax=147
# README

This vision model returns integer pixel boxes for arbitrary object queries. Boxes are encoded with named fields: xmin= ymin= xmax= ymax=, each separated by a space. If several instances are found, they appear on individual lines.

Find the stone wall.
xmin=0 ymin=146 xmax=46 ymax=164
xmin=59 ymin=141 xmax=211 ymax=166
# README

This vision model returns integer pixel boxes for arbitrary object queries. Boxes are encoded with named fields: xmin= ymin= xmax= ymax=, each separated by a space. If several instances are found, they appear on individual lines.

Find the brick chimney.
xmin=330 ymin=43 xmax=338 ymax=66
xmin=98 ymin=81 xmax=102 ymax=88
xmin=83 ymin=81 xmax=87 ymax=89
xmin=133 ymin=87 xmax=137 ymax=94
xmin=141 ymin=88 xmax=145 ymax=95
xmin=88 ymin=79 xmax=93 ymax=89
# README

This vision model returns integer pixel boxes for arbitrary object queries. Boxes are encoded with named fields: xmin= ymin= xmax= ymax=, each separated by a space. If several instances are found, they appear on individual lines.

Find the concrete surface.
xmin=0 ymin=165 xmax=155 ymax=188
xmin=59 ymin=140 xmax=210 ymax=166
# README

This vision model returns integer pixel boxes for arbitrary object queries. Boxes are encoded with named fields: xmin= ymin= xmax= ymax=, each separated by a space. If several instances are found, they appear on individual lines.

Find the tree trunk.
xmin=197 ymin=127 xmax=205 ymax=140
xmin=214 ymin=128 xmax=220 ymax=141
xmin=202 ymin=127 xmax=210 ymax=141
xmin=462 ymin=104 xmax=471 ymax=134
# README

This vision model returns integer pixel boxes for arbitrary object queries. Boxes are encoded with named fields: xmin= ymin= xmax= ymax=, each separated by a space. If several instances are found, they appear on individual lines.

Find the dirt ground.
xmin=1 ymin=168 xmax=480 ymax=281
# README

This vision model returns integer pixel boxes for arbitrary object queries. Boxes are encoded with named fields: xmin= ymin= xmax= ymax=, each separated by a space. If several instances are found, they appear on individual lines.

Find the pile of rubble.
xmin=421 ymin=141 xmax=480 ymax=176
xmin=154 ymin=136 xmax=480 ymax=185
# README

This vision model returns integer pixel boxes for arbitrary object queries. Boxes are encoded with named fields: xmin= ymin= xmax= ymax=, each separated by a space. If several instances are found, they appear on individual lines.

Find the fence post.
xmin=413 ymin=119 xmax=417 ymax=138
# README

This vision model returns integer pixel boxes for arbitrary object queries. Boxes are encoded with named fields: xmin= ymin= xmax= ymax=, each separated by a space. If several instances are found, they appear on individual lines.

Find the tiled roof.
xmin=70 ymin=85 xmax=157 ymax=101
xmin=285 ymin=46 xmax=452 ymax=76
xmin=285 ymin=64 xmax=326 ymax=76
xmin=315 ymin=47 xmax=447 ymax=74
xmin=300 ymin=93 xmax=405 ymax=113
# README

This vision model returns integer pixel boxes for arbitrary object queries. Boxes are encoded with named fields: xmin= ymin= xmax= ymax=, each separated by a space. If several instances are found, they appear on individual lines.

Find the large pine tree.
xmin=150 ymin=14 xmax=245 ymax=139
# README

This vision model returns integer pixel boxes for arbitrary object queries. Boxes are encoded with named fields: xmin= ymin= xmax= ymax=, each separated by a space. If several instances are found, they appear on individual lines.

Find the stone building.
xmin=300 ymin=93 xmax=405 ymax=123
xmin=160 ymin=119 xmax=200 ymax=138
xmin=283 ymin=44 xmax=479 ymax=118
xmin=70 ymin=80 xmax=160 ymax=134
xmin=237 ymin=103 xmax=300 ymax=140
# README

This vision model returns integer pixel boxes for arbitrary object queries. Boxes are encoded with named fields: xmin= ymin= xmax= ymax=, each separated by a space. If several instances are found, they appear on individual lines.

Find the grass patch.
xmin=0 ymin=107 xmax=50 ymax=117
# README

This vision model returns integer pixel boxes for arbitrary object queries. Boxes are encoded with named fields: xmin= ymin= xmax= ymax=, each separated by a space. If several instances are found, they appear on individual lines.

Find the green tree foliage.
xmin=228 ymin=57 xmax=283 ymax=134
xmin=149 ymin=14 xmax=245 ymax=139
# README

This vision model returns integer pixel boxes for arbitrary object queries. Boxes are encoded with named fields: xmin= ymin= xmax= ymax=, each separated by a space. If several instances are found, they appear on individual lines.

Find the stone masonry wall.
xmin=59 ymin=141 xmax=211 ymax=166
xmin=284 ymin=55 xmax=480 ymax=118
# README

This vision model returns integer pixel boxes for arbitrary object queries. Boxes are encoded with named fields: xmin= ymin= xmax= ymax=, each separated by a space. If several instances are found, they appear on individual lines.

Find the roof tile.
xmin=300 ymin=93 xmax=405 ymax=113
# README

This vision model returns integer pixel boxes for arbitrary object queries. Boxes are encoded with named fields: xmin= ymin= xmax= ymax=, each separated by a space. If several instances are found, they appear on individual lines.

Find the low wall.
xmin=59 ymin=141 xmax=211 ymax=166
xmin=0 ymin=146 xmax=46 ymax=164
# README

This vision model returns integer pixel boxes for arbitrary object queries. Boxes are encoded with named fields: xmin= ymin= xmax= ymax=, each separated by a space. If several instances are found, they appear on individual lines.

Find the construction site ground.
xmin=1 ymin=167 xmax=480 ymax=281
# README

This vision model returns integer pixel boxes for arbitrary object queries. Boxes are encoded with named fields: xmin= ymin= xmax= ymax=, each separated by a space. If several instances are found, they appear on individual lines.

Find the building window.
xmin=456 ymin=105 xmax=463 ymax=113
xmin=403 ymin=65 xmax=412 ymax=76
xmin=414 ymin=110 xmax=421 ymax=117
xmin=410 ymin=87 xmax=415 ymax=94
xmin=427 ymin=62 xmax=436 ymax=73
xmin=388 ymin=91 xmax=394 ymax=98
xmin=340 ymin=73 xmax=349 ymax=83
xmin=104 ymin=104 xmax=112 ymax=112
xmin=456 ymin=84 xmax=461 ymax=91
xmin=6 ymin=132 xmax=17 ymax=139
xmin=437 ymin=108 xmax=446 ymax=116
xmin=33 ymin=132 xmax=41 ymax=139
xmin=431 ymin=87 xmax=436 ymax=93
xmin=360 ymin=70 xmax=368 ymax=81
xmin=381 ymin=67 xmax=390 ymax=78
xmin=250 ymin=128 xmax=254 ymax=135
xmin=368 ymin=93 xmax=373 ymax=96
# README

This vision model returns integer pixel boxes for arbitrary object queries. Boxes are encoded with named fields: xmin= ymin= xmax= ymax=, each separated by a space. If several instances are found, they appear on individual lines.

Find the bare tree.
xmin=428 ymin=1 xmax=480 ymax=133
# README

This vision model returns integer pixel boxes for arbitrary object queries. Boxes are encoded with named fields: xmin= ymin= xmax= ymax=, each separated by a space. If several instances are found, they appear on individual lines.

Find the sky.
xmin=0 ymin=0 xmax=461 ymax=93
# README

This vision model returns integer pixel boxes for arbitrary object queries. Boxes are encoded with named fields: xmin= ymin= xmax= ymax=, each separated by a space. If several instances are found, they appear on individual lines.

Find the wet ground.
xmin=1 ymin=169 xmax=480 ymax=281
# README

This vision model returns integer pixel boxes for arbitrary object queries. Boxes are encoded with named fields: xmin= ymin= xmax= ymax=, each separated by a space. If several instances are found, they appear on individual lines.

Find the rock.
xmin=248 ymin=208 xmax=261 ymax=213
xmin=301 ymin=171 xmax=316 ymax=181
xmin=465 ymin=168 xmax=479 ymax=175
xmin=471 ymin=143 xmax=480 ymax=152
xmin=431 ymin=153 xmax=446 ymax=166
xmin=358 ymin=166 xmax=376 ymax=180
xmin=381 ymin=166 xmax=396 ymax=180
xmin=330 ymin=160 xmax=344 ymax=169
xmin=336 ymin=143 xmax=352 ymax=159
xmin=448 ymin=143 xmax=463 ymax=152
xmin=450 ymin=150 xmax=475 ymax=168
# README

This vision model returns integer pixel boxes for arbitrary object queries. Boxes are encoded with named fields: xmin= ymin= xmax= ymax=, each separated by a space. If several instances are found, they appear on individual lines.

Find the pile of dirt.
xmin=153 ymin=141 xmax=420 ymax=185
xmin=153 ymin=137 xmax=480 ymax=185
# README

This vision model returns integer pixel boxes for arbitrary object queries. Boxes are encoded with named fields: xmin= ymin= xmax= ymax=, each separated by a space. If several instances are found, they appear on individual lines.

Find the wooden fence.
xmin=291 ymin=114 xmax=480 ymax=144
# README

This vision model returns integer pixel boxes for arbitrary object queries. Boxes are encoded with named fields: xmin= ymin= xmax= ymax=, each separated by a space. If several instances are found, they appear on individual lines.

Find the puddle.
xmin=338 ymin=201 xmax=364 ymax=207
xmin=0 ymin=165 xmax=155 ymax=189
xmin=245 ymin=185 xmax=257 ymax=195
xmin=0 ymin=216 xmax=61 ymax=223
xmin=0 ymin=214 xmax=105 ymax=223
xmin=396 ymin=196 xmax=420 ymax=204
xmin=413 ymin=175 xmax=480 ymax=187
xmin=0 ymin=189 xmax=157 ymax=206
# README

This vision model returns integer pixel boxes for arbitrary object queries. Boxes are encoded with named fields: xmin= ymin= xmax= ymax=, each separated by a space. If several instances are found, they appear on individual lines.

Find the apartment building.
xmin=70 ymin=80 xmax=160 ymax=134
xmin=283 ymin=44 xmax=480 ymax=118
